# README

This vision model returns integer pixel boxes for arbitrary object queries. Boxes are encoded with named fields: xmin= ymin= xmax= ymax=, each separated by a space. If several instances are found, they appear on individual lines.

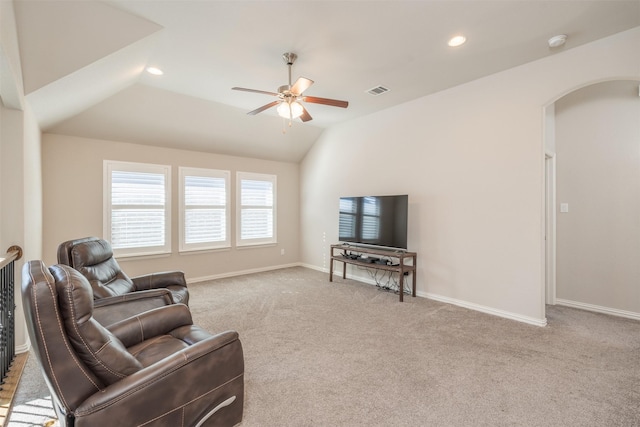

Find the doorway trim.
xmin=545 ymin=151 xmax=556 ymax=305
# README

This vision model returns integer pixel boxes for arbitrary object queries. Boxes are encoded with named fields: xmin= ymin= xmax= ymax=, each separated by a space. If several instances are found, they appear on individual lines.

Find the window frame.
xmin=236 ymin=171 xmax=277 ymax=247
xmin=103 ymin=160 xmax=172 ymax=258
xmin=179 ymin=167 xmax=231 ymax=253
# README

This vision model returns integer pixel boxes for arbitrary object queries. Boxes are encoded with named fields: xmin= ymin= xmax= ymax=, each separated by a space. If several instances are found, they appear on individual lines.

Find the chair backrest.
xmin=22 ymin=262 xmax=145 ymax=414
xmin=21 ymin=261 xmax=104 ymax=416
xmin=57 ymin=237 xmax=136 ymax=298
xmin=57 ymin=236 xmax=97 ymax=266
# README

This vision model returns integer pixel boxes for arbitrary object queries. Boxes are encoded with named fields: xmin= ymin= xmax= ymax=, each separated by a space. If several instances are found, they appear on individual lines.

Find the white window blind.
xmin=339 ymin=197 xmax=357 ymax=239
xmin=362 ymin=196 xmax=381 ymax=240
xmin=104 ymin=161 xmax=171 ymax=257
xmin=179 ymin=167 xmax=230 ymax=251
xmin=237 ymin=172 xmax=277 ymax=246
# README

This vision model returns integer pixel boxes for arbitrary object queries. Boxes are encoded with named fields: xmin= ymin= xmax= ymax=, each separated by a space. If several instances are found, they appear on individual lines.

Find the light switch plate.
xmin=560 ymin=203 xmax=569 ymax=213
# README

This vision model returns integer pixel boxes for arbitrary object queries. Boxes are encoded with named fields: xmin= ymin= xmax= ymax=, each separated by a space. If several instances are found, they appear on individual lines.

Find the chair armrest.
xmin=92 ymin=289 xmax=174 ymax=327
xmin=93 ymin=289 xmax=173 ymax=308
xmin=74 ymin=332 xmax=244 ymax=426
xmin=132 ymin=271 xmax=187 ymax=291
xmin=107 ymin=304 xmax=193 ymax=347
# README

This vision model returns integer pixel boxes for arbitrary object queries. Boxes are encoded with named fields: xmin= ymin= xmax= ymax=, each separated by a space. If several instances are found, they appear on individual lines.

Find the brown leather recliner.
xmin=22 ymin=260 xmax=244 ymax=427
xmin=57 ymin=237 xmax=189 ymax=326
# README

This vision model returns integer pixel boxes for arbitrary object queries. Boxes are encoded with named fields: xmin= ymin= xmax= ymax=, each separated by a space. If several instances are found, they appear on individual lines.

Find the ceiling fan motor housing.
xmin=282 ymin=52 xmax=297 ymax=65
xmin=278 ymin=85 xmax=292 ymax=95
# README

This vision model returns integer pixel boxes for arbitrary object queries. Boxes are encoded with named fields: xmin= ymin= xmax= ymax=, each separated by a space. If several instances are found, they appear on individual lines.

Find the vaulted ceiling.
xmin=13 ymin=0 xmax=640 ymax=162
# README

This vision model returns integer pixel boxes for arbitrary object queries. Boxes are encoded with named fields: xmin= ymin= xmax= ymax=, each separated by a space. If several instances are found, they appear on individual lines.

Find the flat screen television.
xmin=339 ymin=195 xmax=408 ymax=250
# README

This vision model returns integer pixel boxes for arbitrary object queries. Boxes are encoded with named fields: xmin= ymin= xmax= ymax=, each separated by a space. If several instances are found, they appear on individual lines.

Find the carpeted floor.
xmin=9 ymin=267 xmax=640 ymax=426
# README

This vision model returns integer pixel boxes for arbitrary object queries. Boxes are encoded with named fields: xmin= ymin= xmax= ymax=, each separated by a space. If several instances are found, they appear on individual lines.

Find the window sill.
xmin=236 ymin=242 xmax=278 ymax=250
xmin=179 ymin=246 xmax=231 ymax=255
xmin=115 ymin=251 xmax=172 ymax=261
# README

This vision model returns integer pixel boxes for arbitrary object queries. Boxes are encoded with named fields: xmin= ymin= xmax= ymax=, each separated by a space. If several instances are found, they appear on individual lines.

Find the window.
xmin=361 ymin=196 xmax=381 ymax=240
xmin=339 ymin=197 xmax=357 ymax=239
xmin=179 ymin=167 xmax=230 ymax=252
xmin=104 ymin=161 xmax=171 ymax=257
xmin=338 ymin=196 xmax=380 ymax=243
xmin=236 ymin=172 xmax=276 ymax=246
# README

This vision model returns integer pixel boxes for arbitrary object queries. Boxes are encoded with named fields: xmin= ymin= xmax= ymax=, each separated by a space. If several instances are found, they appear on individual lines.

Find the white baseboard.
xmin=323 ymin=269 xmax=547 ymax=327
xmin=555 ymin=298 xmax=640 ymax=321
xmin=422 ymin=292 xmax=547 ymax=327
xmin=16 ymin=342 xmax=30 ymax=354
xmin=301 ymin=263 xmax=326 ymax=273
xmin=187 ymin=262 xmax=303 ymax=284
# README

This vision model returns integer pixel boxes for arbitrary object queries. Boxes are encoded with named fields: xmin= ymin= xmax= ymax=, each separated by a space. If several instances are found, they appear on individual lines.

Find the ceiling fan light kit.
xmin=232 ymin=52 xmax=349 ymax=125
xmin=277 ymin=101 xmax=304 ymax=119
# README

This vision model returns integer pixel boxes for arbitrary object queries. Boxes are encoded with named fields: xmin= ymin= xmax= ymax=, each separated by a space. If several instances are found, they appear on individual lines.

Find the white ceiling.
xmin=13 ymin=0 xmax=640 ymax=162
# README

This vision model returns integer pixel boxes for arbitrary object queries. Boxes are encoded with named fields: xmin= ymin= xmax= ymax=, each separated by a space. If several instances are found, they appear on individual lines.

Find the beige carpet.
xmin=10 ymin=267 xmax=640 ymax=426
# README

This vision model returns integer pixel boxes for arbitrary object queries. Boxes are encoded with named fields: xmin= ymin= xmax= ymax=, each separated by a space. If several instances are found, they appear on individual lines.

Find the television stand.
xmin=329 ymin=244 xmax=417 ymax=302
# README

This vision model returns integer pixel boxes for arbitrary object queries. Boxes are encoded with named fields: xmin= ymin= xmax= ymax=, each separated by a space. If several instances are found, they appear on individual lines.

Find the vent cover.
xmin=366 ymin=85 xmax=390 ymax=96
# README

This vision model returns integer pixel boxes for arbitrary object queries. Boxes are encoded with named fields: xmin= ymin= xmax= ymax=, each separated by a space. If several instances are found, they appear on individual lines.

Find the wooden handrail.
xmin=0 ymin=245 xmax=23 ymax=270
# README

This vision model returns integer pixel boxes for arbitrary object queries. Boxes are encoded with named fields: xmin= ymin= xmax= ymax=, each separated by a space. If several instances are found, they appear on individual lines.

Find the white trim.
xmin=545 ymin=151 xmax=557 ymax=305
xmin=103 ymin=160 xmax=172 ymax=257
xmin=556 ymin=298 xmax=640 ymax=321
xmin=321 ymin=266 xmax=548 ymax=327
xmin=236 ymin=171 xmax=277 ymax=247
xmin=422 ymin=292 xmax=548 ymax=327
xmin=16 ymin=342 xmax=31 ymax=354
xmin=186 ymin=262 xmax=302 ymax=284
xmin=302 ymin=263 xmax=326 ymax=273
xmin=179 ymin=167 xmax=231 ymax=252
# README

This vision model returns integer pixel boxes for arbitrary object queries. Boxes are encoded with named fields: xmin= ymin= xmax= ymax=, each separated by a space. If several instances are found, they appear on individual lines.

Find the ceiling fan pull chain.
xmin=282 ymin=117 xmax=292 ymax=134
xmin=289 ymin=103 xmax=293 ymax=126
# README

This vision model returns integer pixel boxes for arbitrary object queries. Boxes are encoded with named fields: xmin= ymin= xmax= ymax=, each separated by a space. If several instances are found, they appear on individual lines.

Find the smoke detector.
xmin=548 ymin=34 xmax=567 ymax=48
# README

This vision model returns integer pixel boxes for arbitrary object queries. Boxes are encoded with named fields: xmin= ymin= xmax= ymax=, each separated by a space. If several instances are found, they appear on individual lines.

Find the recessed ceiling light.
xmin=548 ymin=34 xmax=567 ymax=48
xmin=448 ymin=35 xmax=467 ymax=47
xmin=146 ymin=67 xmax=164 ymax=76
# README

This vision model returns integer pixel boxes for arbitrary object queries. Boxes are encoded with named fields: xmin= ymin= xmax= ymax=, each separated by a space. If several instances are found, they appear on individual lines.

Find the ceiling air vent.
xmin=366 ymin=85 xmax=390 ymax=96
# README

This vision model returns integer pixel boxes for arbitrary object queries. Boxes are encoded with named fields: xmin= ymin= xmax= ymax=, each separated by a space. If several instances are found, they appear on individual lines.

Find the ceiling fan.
xmin=232 ymin=52 xmax=349 ymax=123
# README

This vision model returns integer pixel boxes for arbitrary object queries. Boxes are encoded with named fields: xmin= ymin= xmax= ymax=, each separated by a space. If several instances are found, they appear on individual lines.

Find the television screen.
xmin=339 ymin=195 xmax=408 ymax=250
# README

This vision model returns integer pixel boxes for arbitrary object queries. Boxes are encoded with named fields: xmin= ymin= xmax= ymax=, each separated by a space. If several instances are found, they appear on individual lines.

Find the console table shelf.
xmin=329 ymin=244 xmax=417 ymax=302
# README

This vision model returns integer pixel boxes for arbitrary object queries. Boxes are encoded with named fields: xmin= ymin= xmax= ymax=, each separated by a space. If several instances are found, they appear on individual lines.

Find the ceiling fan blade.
xmin=299 ymin=105 xmax=313 ymax=122
xmin=290 ymin=77 xmax=314 ymax=95
xmin=303 ymin=96 xmax=349 ymax=108
xmin=247 ymin=101 xmax=280 ymax=116
xmin=232 ymin=87 xmax=279 ymax=97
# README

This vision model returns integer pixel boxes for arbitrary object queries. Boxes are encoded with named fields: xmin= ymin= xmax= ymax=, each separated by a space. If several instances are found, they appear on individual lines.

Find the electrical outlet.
xmin=280 ymin=249 xmax=285 ymax=256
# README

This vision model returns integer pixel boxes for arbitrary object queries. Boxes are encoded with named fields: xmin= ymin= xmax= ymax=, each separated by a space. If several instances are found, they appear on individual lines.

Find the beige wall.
xmin=555 ymin=80 xmax=640 ymax=315
xmin=1 ymin=0 xmax=41 ymax=352
xmin=42 ymin=134 xmax=300 ymax=281
xmin=300 ymin=28 xmax=640 ymax=325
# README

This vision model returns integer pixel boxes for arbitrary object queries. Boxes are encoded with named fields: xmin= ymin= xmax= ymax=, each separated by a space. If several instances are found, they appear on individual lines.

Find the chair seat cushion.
xmin=128 ymin=335 xmax=189 ymax=367
xmin=126 ymin=324 xmax=213 ymax=367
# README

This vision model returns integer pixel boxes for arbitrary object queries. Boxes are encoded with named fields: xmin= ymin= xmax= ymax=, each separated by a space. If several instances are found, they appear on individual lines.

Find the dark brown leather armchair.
xmin=22 ymin=260 xmax=244 ymax=427
xmin=57 ymin=237 xmax=189 ymax=326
